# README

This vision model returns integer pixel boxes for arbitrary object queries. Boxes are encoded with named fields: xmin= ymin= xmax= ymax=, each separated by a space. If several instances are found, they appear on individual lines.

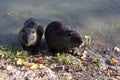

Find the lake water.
xmin=0 ymin=0 xmax=120 ymax=46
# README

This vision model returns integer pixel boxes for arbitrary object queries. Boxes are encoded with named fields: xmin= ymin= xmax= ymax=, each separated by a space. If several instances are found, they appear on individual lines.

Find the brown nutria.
xmin=19 ymin=18 xmax=44 ymax=55
xmin=45 ymin=21 xmax=83 ymax=54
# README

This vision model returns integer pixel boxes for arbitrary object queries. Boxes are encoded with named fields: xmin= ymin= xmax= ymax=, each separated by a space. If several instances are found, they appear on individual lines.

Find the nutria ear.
xmin=37 ymin=25 xmax=44 ymax=35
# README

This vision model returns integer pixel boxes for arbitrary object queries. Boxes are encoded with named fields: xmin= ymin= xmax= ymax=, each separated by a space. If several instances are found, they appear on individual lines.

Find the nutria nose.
xmin=27 ymin=39 xmax=30 ymax=43
xmin=24 ymin=39 xmax=30 ymax=43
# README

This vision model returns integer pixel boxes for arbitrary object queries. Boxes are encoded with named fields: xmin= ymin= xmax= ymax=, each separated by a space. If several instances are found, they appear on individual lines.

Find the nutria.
xmin=19 ymin=18 xmax=44 ymax=55
xmin=45 ymin=21 xmax=83 ymax=54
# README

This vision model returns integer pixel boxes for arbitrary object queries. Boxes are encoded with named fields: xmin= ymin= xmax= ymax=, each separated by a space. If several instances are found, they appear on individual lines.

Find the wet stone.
xmin=7 ymin=72 xmax=13 ymax=76
xmin=24 ymin=77 xmax=29 ymax=80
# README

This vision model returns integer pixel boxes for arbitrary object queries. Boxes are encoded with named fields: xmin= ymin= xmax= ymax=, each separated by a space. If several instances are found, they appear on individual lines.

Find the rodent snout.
xmin=71 ymin=36 xmax=83 ymax=45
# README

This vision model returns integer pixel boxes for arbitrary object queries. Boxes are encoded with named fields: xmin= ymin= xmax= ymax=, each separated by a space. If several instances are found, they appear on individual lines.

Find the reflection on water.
xmin=0 ymin=0 xmax=120 ymax=46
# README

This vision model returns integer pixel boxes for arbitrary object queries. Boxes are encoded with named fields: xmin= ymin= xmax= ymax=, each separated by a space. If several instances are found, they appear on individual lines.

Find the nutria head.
xmin=62 ymin=30 xmax=83 ymax=50
xmin=19 ymin=28 xmax=37 ymax=46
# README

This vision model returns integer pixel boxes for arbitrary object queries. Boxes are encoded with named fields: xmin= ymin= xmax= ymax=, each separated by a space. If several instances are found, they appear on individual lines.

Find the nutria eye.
xmin=22 ymin=30 xmax=25 ymax=33
xmin=32 ymin=31 xmax=35 ymax=33
xmin=67 ymin=33 xmax=72 ymax=37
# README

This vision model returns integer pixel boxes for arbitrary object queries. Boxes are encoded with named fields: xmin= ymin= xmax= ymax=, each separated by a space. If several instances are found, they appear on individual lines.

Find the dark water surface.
xmin=0 ymin=0 xmax=120 ymax=46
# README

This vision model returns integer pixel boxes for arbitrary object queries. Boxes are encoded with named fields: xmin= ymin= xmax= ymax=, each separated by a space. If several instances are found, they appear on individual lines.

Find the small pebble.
xmin=7 ymin=72 xmax=13 ymax=76
xmin=24 ymin=77 xmax=29 ymax=80
xmin=6 ymin=65 xmax=14 ymax=71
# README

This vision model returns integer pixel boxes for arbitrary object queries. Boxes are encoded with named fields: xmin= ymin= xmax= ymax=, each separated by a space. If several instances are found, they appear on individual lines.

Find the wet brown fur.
xmin=45 ymin=21 xmax=83 ymax=54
